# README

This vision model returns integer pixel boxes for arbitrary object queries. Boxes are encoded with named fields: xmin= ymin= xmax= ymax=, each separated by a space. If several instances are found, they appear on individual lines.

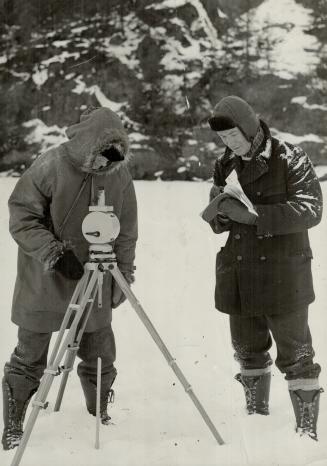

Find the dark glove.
xmin=54 ymin=249 xmax=84 ymax=280
xmin=111 ymin=271 xmax=134 ymax=309
xmin=111 ymin=281 xmax=126 ymax=308
xmin=216 ymin=212 xmax=231 ymax=224
xmin=218 ymin=197 xmax=258 ymax=225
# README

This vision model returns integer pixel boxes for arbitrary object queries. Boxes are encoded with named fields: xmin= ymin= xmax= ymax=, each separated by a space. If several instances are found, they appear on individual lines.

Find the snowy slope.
xmin=0 ymin=178 xmax=327 ymax=466
xmin=251 ymin=0 xmax=319 ymax=79
xmin=2 ymin=0 xmax=325 ymax=176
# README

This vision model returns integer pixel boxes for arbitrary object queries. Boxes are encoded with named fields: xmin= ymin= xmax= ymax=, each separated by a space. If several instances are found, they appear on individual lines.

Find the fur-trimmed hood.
xmin=63 ymin=107 xmax=130 ymax=175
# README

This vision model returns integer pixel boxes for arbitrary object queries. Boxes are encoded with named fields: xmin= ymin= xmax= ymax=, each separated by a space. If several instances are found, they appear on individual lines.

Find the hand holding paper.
xmin=200 ymin=170 xmax=258 ymax=224
xmin=223 ymin=183 xmax=257 ymax=217
xmin=218 ymin=197 xmax=257 ymax=225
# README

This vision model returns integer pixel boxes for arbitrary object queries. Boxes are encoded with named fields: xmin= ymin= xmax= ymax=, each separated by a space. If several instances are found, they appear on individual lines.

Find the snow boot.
xmin=235 ymin=372 xmax=270 ymax=415
xmin=289 ymin=388 xmax=323 ymax=440
xmin=2 ymin=378 xmax=36 ymax=450
xmin=80 ymin=377 xmax=115 ymax=425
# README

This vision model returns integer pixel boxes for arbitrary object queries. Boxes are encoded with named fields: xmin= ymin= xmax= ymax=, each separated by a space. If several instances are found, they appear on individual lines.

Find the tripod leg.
xmin=11 ymin=269 xmax=100 ymax=466
xmin=54 ymin=272 xmax=99 ymax=412
xmin=109 ymin=264 xmax=224 ymax=445
xmin=95 ymin=357 xmax=102 ymax=449
xmin=48 ymin=271 xmax=90 ymax=367
xmin=53 ymin=344 xmax=79 ymax=412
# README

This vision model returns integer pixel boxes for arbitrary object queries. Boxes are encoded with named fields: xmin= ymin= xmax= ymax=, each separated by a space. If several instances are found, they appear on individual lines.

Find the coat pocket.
xmin=238 ymin=252 xmax=314 ymax=314
xmin=216 ymin=247 xmax=229 ymax=270
xmin=288 ymin=247 xmax=313 ymax=261
xmin=215 ymin=248 xmax=240 ymax=313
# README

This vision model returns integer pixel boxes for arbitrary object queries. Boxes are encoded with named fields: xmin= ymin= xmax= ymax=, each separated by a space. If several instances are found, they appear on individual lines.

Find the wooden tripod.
xmin=11 ymin=257 xmax=224 ymax=466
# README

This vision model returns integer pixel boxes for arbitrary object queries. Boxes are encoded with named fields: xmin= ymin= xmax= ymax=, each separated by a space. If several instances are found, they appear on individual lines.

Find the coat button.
xmin=260 ymin=256 xmax=267 ymax=261
xmin=257 ymin=235 xmax=263 ymax=240
xmin=257 ymin=191 xmax=262 ymax=196
xmin=237 ymin=255 xmax=243 ymax=261
xmin=234 ymin=234 xmax=241 ymax=240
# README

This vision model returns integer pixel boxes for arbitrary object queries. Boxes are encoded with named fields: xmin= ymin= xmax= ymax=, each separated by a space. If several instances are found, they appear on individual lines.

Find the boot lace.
xmin=299 ymin=401 xmax=316 ymax=438
xmin=100 ymin=388 xmax=115 ymax=425
xmin=2 ymin=383 xmax=31 ymax=449
xmin=235 ymin=374 xmax=258 ymax=413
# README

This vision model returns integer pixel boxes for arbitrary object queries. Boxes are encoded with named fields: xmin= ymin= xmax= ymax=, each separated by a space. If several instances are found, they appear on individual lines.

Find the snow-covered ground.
xmin=1 ymin=178 xmax=327 ymax=466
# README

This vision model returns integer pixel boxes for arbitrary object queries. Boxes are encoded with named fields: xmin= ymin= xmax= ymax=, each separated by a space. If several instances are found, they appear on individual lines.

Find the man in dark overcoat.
xmin=207 ymin=95 xmax=323 ymax=440
xmin=2 ymin=107 xmax=137 ymax=450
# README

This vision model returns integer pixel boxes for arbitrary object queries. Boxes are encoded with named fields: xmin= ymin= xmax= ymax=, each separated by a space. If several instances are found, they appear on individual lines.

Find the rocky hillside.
xmin=0 ymin=0 xmax=326 ymax=179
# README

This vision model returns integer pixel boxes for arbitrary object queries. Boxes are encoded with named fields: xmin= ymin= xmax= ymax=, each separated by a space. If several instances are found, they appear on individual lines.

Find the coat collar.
xmin=220 ymin=120 xmax=272 ymax=186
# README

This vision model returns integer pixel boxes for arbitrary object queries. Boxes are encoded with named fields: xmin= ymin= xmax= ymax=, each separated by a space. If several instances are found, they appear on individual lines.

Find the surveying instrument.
xmin=11 ymin=187 xmax=224 ymax=466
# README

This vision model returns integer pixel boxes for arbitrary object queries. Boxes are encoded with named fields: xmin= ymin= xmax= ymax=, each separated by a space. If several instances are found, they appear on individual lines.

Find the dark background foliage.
xmin=0 ymin=0 xmax=326 ymax=179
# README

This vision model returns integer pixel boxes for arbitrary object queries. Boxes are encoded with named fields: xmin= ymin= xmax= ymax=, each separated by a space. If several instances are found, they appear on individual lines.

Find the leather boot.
xmin=235 ymin=372 xmax=271 ymax=415
xmin=2 ymin=378 xmax=36 ymax=450
xmin=80 ymin=376 xmax=115 ymax=425
xmin=289 ymin=388 xmax=323 ymax=440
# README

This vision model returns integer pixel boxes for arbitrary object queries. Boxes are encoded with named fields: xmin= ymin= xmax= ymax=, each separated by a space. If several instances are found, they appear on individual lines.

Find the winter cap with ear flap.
xmin=208 ymin=95 xmax=260 ymax=140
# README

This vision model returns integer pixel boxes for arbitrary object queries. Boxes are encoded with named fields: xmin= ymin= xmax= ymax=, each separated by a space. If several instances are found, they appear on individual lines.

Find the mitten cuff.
xmin=122 ymin=271 xmax=135 ymax=284
xmin=44 ymin=242 xmax=65 ymax=271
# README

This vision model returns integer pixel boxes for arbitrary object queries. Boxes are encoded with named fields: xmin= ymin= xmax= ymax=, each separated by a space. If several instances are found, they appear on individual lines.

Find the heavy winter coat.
xmin=9 ymin=107 xmax=137 ymax=332
xmin=210 ymin=121 xmax=322 ymax=316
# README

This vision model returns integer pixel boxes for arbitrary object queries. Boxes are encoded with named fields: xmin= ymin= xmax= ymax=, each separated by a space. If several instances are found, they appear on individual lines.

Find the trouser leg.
xmin=229 ymin=314 xmax=273 ymax=373
xmin=77 ymin=325 xmax=117 ymax=423
xmin=77 ymin=325 xmax=117 ymax=386
xmin=2 ymin=327 xmax=52 ymax=450
xmin=267 ymin=308 xmax=322 ymax=439
xmin=229 ymin=315 xmax=272 ymax=414
xmin=3 ymin=327 xmax=52 ymax=400
xmin=266 ymin=307 xmax=321 ymax=386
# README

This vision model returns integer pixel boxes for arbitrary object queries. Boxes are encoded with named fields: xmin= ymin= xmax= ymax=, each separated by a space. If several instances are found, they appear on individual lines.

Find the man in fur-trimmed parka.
xmin=207 ymin=96 xmax=323 ymax=440
xmin=2 ymin=107 xmax=137 ymax=450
